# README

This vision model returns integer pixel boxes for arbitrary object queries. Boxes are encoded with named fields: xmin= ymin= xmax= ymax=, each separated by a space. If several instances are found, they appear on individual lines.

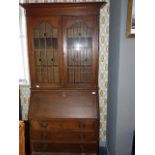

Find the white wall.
xmin=107 ymin=0 xmax=135 ymax=154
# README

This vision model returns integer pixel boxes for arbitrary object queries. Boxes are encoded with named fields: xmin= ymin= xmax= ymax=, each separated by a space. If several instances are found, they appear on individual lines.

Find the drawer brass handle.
xmin=40 ymin=143 xmax=47 ymax=150
xmin=36 ymin=143 xmax=47 ymax=148
xmin=80 ymin=133 xmax=85 ymax=140
xmin=36 ymin=143 xmax=41 ymax=148
xmin=79 ymin=122 xmax=85 ymax=129
xmin=41 ymin=132 xmax=48 ymax=138
xmin=40 ymin=122 xmax=48 ymax=128
xmin=80 ymin=145 xmax=84 ymax=152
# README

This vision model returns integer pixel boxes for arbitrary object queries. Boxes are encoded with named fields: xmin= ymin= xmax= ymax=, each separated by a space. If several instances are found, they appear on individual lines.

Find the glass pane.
xmin=33 ymin=22 xmax=59 ymax=83
xmin=67 ymin=21 xmax=93 ymax=84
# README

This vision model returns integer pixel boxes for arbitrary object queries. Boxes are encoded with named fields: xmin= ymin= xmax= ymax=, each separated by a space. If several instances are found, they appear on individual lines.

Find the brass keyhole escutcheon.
xmin=79 ymin=122 xmax=85 ymax=129
xmin=40 ymin=122 xmax=48 ymax=128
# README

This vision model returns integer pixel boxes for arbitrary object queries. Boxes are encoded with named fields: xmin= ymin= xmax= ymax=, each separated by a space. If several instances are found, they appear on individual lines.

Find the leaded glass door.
xmin=28 ymin=17 xmax=62 ymax=89
xmin=63 ymin=16 xmax=98 ymax=88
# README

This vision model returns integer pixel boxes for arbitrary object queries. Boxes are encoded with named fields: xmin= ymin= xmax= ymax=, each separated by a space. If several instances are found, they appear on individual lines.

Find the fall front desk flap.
xmin=29 ymin=90 xmax=99 ymax=120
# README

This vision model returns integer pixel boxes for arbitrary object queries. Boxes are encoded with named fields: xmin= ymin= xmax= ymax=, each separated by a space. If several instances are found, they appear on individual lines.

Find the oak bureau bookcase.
xmin=20 ymin=2 xmax=106 ymax=155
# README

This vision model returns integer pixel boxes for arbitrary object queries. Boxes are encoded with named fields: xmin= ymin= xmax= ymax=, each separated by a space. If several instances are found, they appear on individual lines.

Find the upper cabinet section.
xmin=21 ymin=2 xmax=106 ymax=90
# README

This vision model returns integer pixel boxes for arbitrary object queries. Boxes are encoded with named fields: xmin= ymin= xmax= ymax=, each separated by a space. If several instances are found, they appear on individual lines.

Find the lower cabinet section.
xmin=30 ymin=119 xmax=99 ymax=155
xmin=31 ymin=142 xmax=97 ymax=153
xmin=29 ymin=119 xmax=99 ymax=155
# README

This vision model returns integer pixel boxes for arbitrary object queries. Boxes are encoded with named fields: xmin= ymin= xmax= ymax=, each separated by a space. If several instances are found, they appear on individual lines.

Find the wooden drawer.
xmin=30 ymin=130 xmax=98 ymax=142
xmin=31 ymin=142 xmax=97 ymax=153
xmin=30 ymin=120 xmax=98 ymax=132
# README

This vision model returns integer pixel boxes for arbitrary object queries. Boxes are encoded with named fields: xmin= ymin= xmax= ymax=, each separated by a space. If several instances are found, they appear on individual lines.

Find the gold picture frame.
xmin=127 ymin=0 xmax=135 ymax=37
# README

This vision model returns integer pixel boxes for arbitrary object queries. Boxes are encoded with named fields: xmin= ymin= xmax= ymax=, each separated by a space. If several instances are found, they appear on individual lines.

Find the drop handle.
xmin=40 ymin=122 xmax=48 ymax=128
xmin=41 ymin=132 xmax=48 ymax=138
xmin=41 ymin=143 xmax=48 ymax=150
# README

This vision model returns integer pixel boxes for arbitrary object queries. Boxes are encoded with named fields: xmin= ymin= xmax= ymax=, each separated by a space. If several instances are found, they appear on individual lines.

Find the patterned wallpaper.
xmin=99 ymin=2 xmax=109 ymax=144
xmin=19 ymin=0 xmax=109 ymax=145
xmin=20 ymin=85 xmax=31 ymax=120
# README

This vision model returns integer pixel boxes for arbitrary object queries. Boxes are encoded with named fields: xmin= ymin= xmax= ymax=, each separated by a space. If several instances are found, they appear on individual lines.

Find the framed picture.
xmin=127 ymin=0 xmax=135 ymax=37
